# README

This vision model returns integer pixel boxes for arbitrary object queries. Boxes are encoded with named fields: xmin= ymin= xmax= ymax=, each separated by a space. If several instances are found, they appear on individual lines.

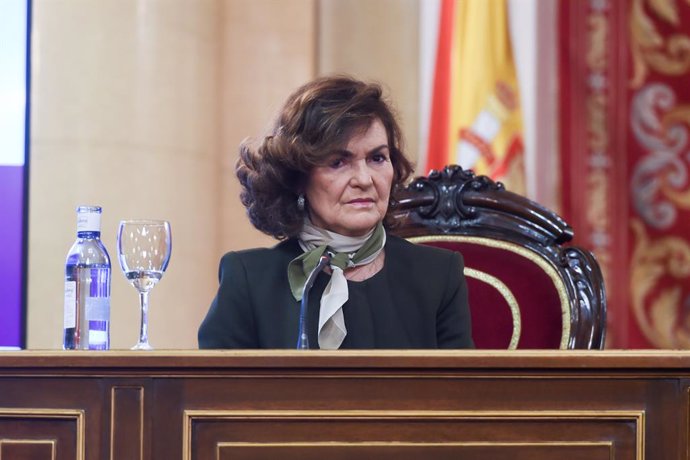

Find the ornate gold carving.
xmin=630 ymin=0 xmax=690 ymax=87
xmin=630 ymin=219 xmax=690 ymax=347
xmin=586 ymin=170 xmax=610 ymax=232
xmin=587 ymin=14 xmax=607 ymax=71
xmin=662 ymin=104 xmax=690 ymax=128
xmin=408 ymin=235 xmax=571 ymax=349
xmin=586 ymin=167 xmax=613 ymax=295
xmin=657 ymin=104 xmax=690 ymax=209
xmin=587 ymin=94 xmax=609 ymax=152
xmin=464 ymin=268 xmax=521 ymax=349
xmin=584 ymin=4 xmax=613 ymax=316
xmin=649 ymin=0 xmax=681 ymax=23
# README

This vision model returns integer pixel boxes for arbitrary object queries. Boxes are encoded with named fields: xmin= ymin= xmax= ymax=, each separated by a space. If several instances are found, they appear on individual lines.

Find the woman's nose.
xmin=350 ymin=162 xmax=373 ymax=186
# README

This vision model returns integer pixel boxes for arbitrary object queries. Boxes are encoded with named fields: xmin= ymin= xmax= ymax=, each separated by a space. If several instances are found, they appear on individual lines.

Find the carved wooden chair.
xmin=391 ymin=165 xmax=606 ymax=349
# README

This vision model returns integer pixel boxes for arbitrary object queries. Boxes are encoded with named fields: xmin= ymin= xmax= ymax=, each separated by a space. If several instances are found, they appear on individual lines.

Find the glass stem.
xmin=138 ymin=291 xmax=150 ymax=346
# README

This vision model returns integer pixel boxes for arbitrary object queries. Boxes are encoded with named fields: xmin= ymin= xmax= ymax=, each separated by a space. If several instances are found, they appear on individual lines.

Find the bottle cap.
xmin=76 ymin=205 xmax=102 ymax=233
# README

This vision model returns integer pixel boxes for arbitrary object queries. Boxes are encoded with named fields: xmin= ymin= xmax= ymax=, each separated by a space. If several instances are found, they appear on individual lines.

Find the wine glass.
xmin=117 ymin=220 xmax=172 ymax=350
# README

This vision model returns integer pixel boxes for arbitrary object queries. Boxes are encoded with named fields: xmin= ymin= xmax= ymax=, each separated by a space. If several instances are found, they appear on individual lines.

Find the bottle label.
xmin=77 ymin=212 xmax=101 ymax=232
xmin=86 ymin=296 xmax=110 ymax=321
xmin=63 ymin=281 xmax=76 ymax=328
xmin=88 ymin=329 xmax=108 ymax=345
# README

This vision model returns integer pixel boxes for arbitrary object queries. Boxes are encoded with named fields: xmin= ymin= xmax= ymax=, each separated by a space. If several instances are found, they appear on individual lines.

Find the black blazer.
xmin=198 ymin=234 xmax=473 ymax=349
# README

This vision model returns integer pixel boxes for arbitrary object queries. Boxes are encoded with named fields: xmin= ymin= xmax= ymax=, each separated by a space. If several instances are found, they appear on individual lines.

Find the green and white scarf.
xmin=287 ymin=220 xmax=386 ymax=349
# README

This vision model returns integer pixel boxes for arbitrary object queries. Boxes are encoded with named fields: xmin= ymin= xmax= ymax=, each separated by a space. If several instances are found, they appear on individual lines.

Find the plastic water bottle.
xmin=63 ymin=206 xmax=111 ymax=350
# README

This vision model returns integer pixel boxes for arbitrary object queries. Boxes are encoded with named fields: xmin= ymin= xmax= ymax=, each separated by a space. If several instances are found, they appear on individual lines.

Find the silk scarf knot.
xmin=287 ymin=221 xmax=385 ymax=349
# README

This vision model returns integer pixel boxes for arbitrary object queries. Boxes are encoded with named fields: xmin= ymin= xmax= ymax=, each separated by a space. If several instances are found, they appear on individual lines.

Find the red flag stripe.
xmin=425 ymin=0 xmax=456 ymax=174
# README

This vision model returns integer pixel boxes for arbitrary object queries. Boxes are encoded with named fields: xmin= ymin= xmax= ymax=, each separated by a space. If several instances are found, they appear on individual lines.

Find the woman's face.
xmin=305 ymin=119 xmax=394 ymax=237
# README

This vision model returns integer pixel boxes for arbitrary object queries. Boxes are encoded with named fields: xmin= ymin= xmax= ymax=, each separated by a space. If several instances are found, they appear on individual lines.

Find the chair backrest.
xmin=391 ymin=165 xmax=606 ymax=349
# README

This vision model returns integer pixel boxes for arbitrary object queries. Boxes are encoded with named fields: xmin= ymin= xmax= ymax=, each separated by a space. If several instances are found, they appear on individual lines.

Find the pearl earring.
xmin=297 ymin=194 xmax=305 ymax=211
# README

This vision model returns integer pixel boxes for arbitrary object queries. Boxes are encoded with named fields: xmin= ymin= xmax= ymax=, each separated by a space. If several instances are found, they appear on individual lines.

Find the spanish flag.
xmin=426 ymin=0 xmax=525 ymax=193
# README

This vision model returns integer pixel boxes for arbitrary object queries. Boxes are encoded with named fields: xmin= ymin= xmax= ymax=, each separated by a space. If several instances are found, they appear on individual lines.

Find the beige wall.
xmin=219 ymin=0 xmax=317 ymax=253
xmin=29 ymin=0 xmax=223 ymax=350
xmin=27 ymin=0 xmax=419 ymax=349
xmin=319 ymin=0 xmax=420 ymax=161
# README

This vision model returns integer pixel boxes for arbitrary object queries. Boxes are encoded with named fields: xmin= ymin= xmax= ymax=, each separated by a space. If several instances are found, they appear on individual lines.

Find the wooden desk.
xmin=0 ymin=350 xmax=686 ymax=459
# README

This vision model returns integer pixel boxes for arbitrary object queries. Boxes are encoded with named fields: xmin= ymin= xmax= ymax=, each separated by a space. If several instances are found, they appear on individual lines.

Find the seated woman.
xmin=198 ymin=76 xmax=473 ymax=349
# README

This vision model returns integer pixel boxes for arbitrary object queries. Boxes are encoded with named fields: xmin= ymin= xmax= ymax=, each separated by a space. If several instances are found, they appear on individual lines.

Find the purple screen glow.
xmin=0 ymin=166 xmax=24 ymax=347
xmin=0 ymin=0 xmax=28 ymax=348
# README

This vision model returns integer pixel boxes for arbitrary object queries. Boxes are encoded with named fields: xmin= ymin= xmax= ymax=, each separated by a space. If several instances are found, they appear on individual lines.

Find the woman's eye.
xmin=329 ymin=158 xmax=344 ymax=168
xmin=371 ymin=153 xmax=388 ymax=163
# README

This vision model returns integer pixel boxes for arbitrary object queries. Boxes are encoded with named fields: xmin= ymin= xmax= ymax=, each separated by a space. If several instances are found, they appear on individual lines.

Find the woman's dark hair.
xmin=236 ymin=75 xmax=414 ymax=239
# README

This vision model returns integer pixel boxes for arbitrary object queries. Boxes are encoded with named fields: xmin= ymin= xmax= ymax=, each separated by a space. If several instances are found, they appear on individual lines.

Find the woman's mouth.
xmin=347 ymin=198 xmax=375 ymax=207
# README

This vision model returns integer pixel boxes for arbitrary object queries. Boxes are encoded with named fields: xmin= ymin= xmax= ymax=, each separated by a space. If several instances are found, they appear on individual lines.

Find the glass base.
xmin=131 ymin=342 xmax=153 ymax=351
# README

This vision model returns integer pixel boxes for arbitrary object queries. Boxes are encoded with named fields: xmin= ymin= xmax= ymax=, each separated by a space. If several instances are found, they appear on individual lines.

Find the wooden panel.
xmin=216 ymin=442 xmax=612 ymax=460
xmin=2 ymin=351 xmax=690 ymax=459
xmin=110 ymin=386 xmax=144 ymax=460
xmin=156 ymin=374 xmax=674 ymax=459
xmin=0 ymin=377 xmax=103 ymax=459
xmin=0 ymin=440 xmax=55 ymax=460
xmin=186 ymin=410 xmax=639 ymax=460
xmin=0 ymin=409 xmax=83 ymax=460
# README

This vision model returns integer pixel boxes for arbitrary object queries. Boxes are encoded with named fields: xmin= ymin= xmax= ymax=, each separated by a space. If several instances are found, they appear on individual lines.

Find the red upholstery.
xmin=420 ymin=239 xmax=566 ymax=349
xmin=392 ymin=165 xmax=607 ymax=349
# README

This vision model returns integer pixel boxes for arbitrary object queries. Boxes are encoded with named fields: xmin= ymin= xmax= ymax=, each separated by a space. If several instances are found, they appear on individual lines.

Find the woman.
xmin=198 ymin=76 xmax=473 ymax=349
